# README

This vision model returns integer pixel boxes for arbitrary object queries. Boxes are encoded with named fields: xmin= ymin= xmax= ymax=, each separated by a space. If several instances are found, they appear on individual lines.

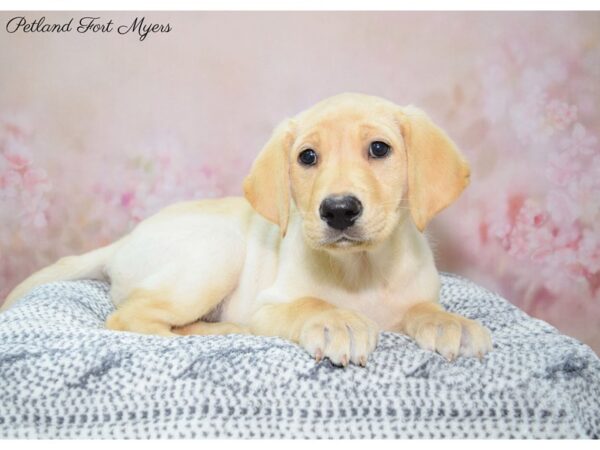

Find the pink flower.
xmin=488 ymin=220 xmax=512 ymax=250
xmin=560 ymin=123 xmax=598 ymax=156
xmin=539 ymin=261 xmax=582 ymax=295
xmin=0 ymin=116 xmax=32 ymax=141
xmin=526 ymin=229 xmax=559 ymax=263
xmin=0 ymin=115 xmax=52 ymax=234
xmin=120 ymin=190 xmax=135 ymax=208
xmin=518 ymin=199 xmax=549 ymax=228
xmin=545 ymin=100 xmax=577 ymax=131
xmin=579 ymin=229 xmax=600 ymax=274
xmin=504 ymin=200 xmax=544 ymax=259
xmin=546 ymin=150 xmax=583 ymax=186
xmin=3 ymin=152 xmax=31 ymax=170
xmin=22 ymin=168 xmax=50 ymax=194
xmin=509 ymin=98 xmax=546 ymax=144
xmin=546 ymin=190 xmax=579 ymax=226
xmin=0 ymin=170 xmax=21 ymax=198
xmin=1 ymin=142 xmax=32 ymax=170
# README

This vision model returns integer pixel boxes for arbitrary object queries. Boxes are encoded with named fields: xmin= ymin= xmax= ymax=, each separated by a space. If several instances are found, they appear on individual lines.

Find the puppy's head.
xmin=244 ymin=93 xmax=470 ymax=252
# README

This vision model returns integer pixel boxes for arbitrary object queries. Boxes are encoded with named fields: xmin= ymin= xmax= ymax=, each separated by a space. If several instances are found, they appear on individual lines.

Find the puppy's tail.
xmin=1 ymin=240 xmax=121 ymax=311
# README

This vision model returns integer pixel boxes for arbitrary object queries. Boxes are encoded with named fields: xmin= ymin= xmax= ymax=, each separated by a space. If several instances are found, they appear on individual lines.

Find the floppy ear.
xmin=243 ymin=119 xmax=295 ymax=237
xmin=398 ymin=106 xmax=470 ymax=232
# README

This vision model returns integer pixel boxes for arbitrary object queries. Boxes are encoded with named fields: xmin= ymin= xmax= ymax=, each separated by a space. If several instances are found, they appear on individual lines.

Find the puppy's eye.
xmin=369 ymin=141 xmax=391 ymax=158
xmin=298 ymin=149 xmax=318 ymax=166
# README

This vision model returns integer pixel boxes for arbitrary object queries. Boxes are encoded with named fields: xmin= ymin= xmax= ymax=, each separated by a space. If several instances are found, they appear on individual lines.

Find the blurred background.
xmin=1 ymin=12 xmax=599 ymax=352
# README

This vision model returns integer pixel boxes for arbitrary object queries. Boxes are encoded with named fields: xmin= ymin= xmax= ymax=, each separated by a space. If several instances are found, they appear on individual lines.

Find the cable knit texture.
xmin=1 ymin=274 xmax=599 ymax=438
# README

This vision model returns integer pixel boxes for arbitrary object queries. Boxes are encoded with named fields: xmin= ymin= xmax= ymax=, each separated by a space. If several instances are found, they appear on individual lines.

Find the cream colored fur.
xmin=2 ymin=93 xmax=491 ymax=367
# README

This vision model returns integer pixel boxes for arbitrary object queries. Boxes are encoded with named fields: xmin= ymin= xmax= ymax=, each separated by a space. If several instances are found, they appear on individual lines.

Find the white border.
xmin=0 ymin=0 xmax=599 ymax=11
xmin=0 ymin=0 xmax=598 ymax=447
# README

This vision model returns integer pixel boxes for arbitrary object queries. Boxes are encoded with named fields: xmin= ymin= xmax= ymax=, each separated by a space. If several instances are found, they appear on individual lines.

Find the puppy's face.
xmin=289 ymin=103 xmax=406 ymax=252
xmin=244 ymin=93 xmax=470 ymax=253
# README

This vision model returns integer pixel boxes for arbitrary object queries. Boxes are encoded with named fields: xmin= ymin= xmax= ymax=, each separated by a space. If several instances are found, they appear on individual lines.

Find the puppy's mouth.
xmin=320 ymin=232 xmax=369 ymax=249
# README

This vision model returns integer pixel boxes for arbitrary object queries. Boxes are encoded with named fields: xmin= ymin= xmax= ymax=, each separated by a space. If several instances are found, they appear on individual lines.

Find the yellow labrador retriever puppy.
xmin=3 ymin=93 xmax=492 ymax=366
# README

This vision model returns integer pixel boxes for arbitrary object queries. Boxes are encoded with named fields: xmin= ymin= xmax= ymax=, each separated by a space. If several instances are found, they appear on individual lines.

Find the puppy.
xmin=2 ymin=93 xmax=492 ymax=366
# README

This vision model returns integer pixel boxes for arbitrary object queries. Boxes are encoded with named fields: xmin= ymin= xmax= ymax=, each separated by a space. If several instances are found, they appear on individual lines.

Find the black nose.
xmin=319 ymin=195 xmax=363 ymax=230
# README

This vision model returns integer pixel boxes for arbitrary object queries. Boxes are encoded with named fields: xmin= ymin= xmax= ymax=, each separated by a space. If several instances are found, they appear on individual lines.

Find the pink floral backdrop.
xmin=1 ymin=12 xmax=599 ymax=352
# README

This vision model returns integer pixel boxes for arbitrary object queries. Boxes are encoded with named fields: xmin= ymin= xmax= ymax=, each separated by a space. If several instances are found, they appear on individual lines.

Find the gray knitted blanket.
xmin=1 ymin=274 xmax=599 ymax=439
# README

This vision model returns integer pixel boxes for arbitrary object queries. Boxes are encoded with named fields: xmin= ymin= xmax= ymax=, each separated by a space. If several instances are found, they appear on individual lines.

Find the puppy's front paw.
xmin=408 ymin=311 xmax=492 ymax=361
xmin=299 ymin=308 xmax=379 ymax=367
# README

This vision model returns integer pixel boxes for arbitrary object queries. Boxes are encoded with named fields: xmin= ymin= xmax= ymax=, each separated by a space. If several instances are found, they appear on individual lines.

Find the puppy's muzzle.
xmin=319 ymin=195 xmax=363 ymax=230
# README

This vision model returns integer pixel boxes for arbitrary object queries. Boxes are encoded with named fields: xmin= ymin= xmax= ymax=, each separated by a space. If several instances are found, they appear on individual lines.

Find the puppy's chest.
xmin=316 ymin=283 xmax=410 ymax=330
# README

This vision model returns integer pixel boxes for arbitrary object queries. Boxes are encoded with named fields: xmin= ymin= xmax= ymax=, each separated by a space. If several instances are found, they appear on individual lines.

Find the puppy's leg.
xmin=173 ymin=321 xmax=250 ymax=336
xmin=105 ymin=224 xmax=246 ymax=337
xmin=105 ymin=289 xmax=189 ymax=337
xmin=106 ymin=301 xmax=174 ymax=336
xmin=250 ymin=298 xmax=379 ymax=367
xmin=106 ymin=280 xmax=235 ymax=336
xmin=399 ymin=302 xmax=492 ymax=360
